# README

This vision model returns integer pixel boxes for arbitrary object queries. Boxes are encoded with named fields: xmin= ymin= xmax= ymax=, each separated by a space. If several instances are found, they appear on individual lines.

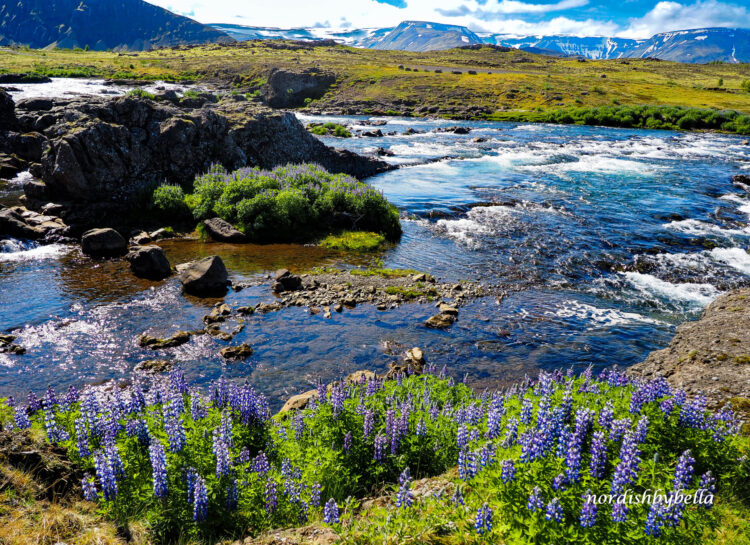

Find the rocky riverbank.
xmin=628 ymin=288 xmax=750 ymax=419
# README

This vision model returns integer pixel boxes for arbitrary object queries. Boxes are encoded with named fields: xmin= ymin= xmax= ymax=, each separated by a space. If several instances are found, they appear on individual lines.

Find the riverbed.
xmin=1 ymin=81 xmax=749 ymax=407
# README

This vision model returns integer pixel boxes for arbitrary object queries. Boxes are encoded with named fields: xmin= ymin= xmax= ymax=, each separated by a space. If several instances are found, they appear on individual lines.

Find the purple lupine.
xmin=331 ymin=383 xmax=345 ymax=418
xmin=254 ymin=452 xmax=271 ymax=474
xmin=457 ymin=424 xmax=468 ymax=449
xmin=673 ymin=450 xmax=695 ymax=491
xmin=164 ymin=404 xmax=186 ymax=453
xmin=552 ymin=473 xmax=568 ymax=491
xmin=589 ymin=431 xmax=607 ymax=479
xmin=520 ymin=397 xmax=533 ymax=424
xmin=452 ymin=485 xmax=464 ymax=506
xmin=580 ymin=491 xmax=597 ymax=528
xmin=475 ymin=503 xmax=493 ymax=535
xmin=316 ymin=380 xmax=327 ymax=405
xmin=698 ymin=471 xmax=715 ymax=509
xmin=193 ymin=475 xmax=208 ymax=522
xmin=644 ymin=501 xmax=667 ymax=537
xmin=487 ymin=408 xmax=503 ymax=439
xmin=213 ymin=428 xmax=231 ymax=478
xmin=190 ymin=394 xmax=208 ymax=421
xmin=343 ymin=431 xmax=352 ymax=452
xmin=679 ymin=395 xmax=707 ymax=429
xmin=93 ymin=450 xmax=118 ymax=500
xmin=611 ymin=431 xmax=641 ymax=495
xmin=149 ymin=440 xmax=168 ymax=498
xmin=294 ymin=412 xmax=305 ymax=439
xmin=63 ymin=385 xmax=79 ymax=412
xmin=634 ymin=415 xmax=649 ymax=444
xmin=545 ymin=497 xmax=564 ymax=522
xmin=13 ymin=406 xmax=30 ymax=430
xmin=225 ymin=478 xmax=238 ymax=510
xmin=527 ymin=486 xmax=545 ymax=512
xmin=598 ymin=402 xmax=614 ymax=431
xmin=310 ymin=482 xmax=321 ymax=507
xmin=81 ymin=474 xmax=98 ymax=502
xmin=502 ymin=417 xmax=519 ymax=448
xmin=42 ymin=398 xmax=68 ymax=443
xmin=323 ymin=498 xmax=339 ymax=524
xmin=363 ymin=410 xmax=374 ymax=439
xmin=415 ymin=418 xmax=426 ymax=436
xmin=612 ymin=500 xmax=629 ymax=523
xmin=265 ymin=477 xmax=277 ymax=514
xmin=27 ymin=391 xmax=41 ymax=413
xmin=395 ymin=467 xmax=413 ymax=508
xmin=374 ymin=433 xmax=387 ymax=462
xmin=564 ymin=432 xmax=583 ymax=483
xmin=609 ymin=418 xmax=631 ymax=444
xmin=501 ymin=459 xmax=515 ymax=483
xmin=75 ymin=417 xmax=91 ymax=458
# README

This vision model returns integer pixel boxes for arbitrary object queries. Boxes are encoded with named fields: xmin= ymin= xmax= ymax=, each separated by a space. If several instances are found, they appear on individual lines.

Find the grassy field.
xmin=2 ymin=42 xmax=750 ymax=121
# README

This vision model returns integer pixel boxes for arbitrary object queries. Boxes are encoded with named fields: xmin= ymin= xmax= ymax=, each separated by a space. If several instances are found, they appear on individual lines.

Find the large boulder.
xmin=263 ymin=68 xmax=336 ymax=108
xmin=0 ymin=90 xmax=16 ymax=129
xmin=20 ymin=95 xmax=390 ymax=204
xmin=127 ymin=245 xmax=172 ymax=279
xmin=203 ymin=217 xmax=247 ymax=243
xmin=0 ymin=207 xmax=44 ymax=239
xmin=179 ymin=255 xmax=229 ymax=296
xmin=272 ymin=268 xmax=302 ymax=293
xmin=81 ymin=228 xmax=127 ymax=257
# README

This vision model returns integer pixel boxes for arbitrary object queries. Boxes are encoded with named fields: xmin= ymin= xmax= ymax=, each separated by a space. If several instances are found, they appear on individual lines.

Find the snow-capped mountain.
xmin=208 ymin=21 xmax=750 ymax=63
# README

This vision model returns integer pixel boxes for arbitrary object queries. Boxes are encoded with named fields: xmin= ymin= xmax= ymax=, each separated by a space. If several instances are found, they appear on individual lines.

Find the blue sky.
xmin=145 ymin=0 xmax=750 ymax=38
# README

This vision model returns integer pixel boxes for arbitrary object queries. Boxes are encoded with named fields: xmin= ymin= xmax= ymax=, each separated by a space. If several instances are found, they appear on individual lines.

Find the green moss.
xmin=126 ymin=88 xmax=156 ymax=100
xmin=734 ymin=355 xmax=750 ymax=364
xmin=384 ymin=285 xmax=437 ymax=299
xmin=350 ymin=267 xmax=420 ymax=278
xmin=320 ymin=231 xmax=385 ymax=252
xmin=307 ymin=123 xmax=352 ymax=138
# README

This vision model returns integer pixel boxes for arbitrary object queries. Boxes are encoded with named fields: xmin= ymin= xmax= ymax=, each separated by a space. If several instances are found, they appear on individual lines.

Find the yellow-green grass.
xmin=320 ymin=231 xmax=385 ymax=252
xmin=2 ymin=43 xmax=750 ymax=117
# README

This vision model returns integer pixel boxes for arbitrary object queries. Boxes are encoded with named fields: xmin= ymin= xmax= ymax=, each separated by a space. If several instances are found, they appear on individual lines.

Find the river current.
xmin=1 ymin=82 xmax=749 ymax=407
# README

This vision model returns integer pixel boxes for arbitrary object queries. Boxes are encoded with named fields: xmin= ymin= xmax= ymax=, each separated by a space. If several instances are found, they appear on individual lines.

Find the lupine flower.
xmin=363 ymin=410 xmax=374 ymax=439
xmin=598 ymin=402 xmax=614 ymax=431
xmin=634 ymin=415 xmax=649 ymax=443
xmin=502 ymin=417 xmax=519 ymax=448
xmin=612 ymin=500 xmax=629 ymax=523
xmin=225 ymin=478 xmax=238 ymax=511
xmin=452 ymin=485 xmax=464 ymax=506
xmin=81 ymin=474 xmax=98 ymax=502
xmin=457 ymin=424 xmax=469 ymax=449
xmin=395 ymin=468 xmax=413 ymax=508
xmin=552 ymin=473 xmax=568 ymax=491
xmin=75 ymin=418 xmax=91 ymax=458
xmin=294 ymin=412 xmax=305 ymax=439
xmin=580 ymin=491 xmax=597 ymax=528
xmin=164 ymin=407 xmax=186 ymax=453
xmin=193 ymin=475 xmax=208 ymax=522
xmin=323 ymin=498 xmax=339 ymax=524
xmin=589 ymin=431 xmax=607 ymax=479
xmin=374 ymin=433 xmax=387 ymax=462
xmin=149 ymin=440 xmax=168 ymax=498
xmin=343 ymin=432 xmax=352 ymax=452
xmin=520 ymin=397 xmax=533 ymax=424
xmin=27 ymin=391 xmax=41 ymax=413
xmin=475 ymin=503 xmax=493 ymax=535
xmin=644 ymin=501 xmax=667 ymax=537
xmin=611 ymin=431 xmax=641 ymax=495
xmin=416 ymin=418 xmax=426 ymax=436
xmin=545 ymin=497 xmax=564 ymax=523
xmin=213 ymin=429 xmax=231 ymax=478
xmin=679 ymin=395 xmax=707 ymax=429
xmin=698 ymin=471 xmax=716 ymax=509
xmin=317 ymin=380 xmax=327 ymax=404
xmin=331 ymin=383 xmax=345 ymax=418
xmin=265 ymin=477 xmax=277 ymax=514
xmin=609 ymin=418 xmax=631 ymax=443
xmin=13 ymin=406 xmax=30 ymax=430
xmin=94 ymin=450 xmax=118 ymax=500
xmin=527 ymin=487 xmax=545 ymax=512
xmin=310 ymin=482 xmax=321 ymax=507
xmin=673 ymin=450 xmax=695 ymax=490
xmin=501 ymin=459 xmax=515 ymax=483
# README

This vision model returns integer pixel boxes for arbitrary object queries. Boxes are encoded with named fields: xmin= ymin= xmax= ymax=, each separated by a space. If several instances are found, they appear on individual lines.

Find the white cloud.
xmin=618 ymin=1 xmax=750 ymax=39
xmin=487 ymin=0 xmax=589 ymax=14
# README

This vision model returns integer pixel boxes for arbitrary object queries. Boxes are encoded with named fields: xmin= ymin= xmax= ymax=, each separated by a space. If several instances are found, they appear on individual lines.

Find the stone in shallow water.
xmin=127 ymin=245 xmax=171 ymax=280
xmin=425 ymin=313 xmax=456 ymax=329
xmin=220 ymin=344 xmax=253 ymax=360
xmin=138 ymin=331 xmax=191 ymax=350
xmin=81 ymin=228 xmax=127 ymax=257
xmin=203 ymin=217 xmax=247 ymax=243
xmin=179 ymin=255 xmax=229 ymax=296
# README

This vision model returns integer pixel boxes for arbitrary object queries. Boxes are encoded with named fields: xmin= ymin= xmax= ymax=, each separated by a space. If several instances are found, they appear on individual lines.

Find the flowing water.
xmin=2 ymin=87 xmax=750 ymax=407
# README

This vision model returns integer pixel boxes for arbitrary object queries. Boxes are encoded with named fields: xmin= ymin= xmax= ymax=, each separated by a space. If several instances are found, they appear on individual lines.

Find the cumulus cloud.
xmin=618 ymin=1 xmax=750 ymax=39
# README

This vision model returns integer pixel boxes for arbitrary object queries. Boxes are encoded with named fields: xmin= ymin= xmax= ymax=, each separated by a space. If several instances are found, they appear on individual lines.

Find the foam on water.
xmin=709 ymin=247 xmax=750 ymax=275
xmin=664 ymin=219 xmax=750 ymax=238
xmin=621 ymin=271 xmax=721 ymax=308
xmin=0 ymin=241 xmax=68 ymax=262
xmin=548 ymin=300 xmax=665 ymax=329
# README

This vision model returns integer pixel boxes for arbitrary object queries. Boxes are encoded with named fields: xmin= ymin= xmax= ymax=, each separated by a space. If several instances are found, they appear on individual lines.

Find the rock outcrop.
xmin=179 ymin=255 xmax=230 ymax=296
xmin=9 ymin=94 xmax=390 ymax=206
xmin=262 ymin=68 xmax=336 ymax=108
xmin=628 ymin=288 xmax=750 ymax=407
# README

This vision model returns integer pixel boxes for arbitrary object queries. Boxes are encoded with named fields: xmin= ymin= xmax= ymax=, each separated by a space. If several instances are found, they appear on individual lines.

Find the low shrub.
xmin=184 ymin=163 xmax=401 ymax=243
xmin=2 ymin=366 xmax=746 ymax=544
xmin=307 ymin=123 xmax=352 ymax=138
xmin=127 ymin=88 xmax=156 ymax=100
xmin=151 ymin=184 xmax=191 ymax=221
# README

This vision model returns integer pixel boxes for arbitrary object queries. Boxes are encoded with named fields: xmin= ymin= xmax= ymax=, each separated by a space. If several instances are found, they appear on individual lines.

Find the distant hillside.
xmin=210 ymin=23 xmax=393 ymax=47
xmin=627 ymin=28 xmax=750 ymax=63
xmin=368 ymin=21 xmax=482 ymax=52
xmin=485 ymin=35 xmax=640 ymax=59
xmin=0 ymin=0 xmax=232 ymax=51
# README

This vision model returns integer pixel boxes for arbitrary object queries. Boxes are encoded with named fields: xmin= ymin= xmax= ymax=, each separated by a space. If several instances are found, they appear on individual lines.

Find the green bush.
xmin=152 ymin=184 xmax=191 ymax=220
xmin=307 ymin=123 xmax=352 ymax=138
xmin=184 ymin=163 xmax=401 ymax=243
xmin=127 ymin=88 xmax=157 ymax=100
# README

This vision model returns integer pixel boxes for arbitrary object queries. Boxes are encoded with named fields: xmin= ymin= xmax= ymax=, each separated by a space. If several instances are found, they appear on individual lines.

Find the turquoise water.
xmin=2 ymin=110 xmax=750 ymax=407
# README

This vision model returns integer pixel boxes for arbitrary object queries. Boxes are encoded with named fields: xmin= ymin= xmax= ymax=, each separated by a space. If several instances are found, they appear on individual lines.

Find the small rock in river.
xmin=220 ymin=344 xmax=253 ymax=360
xmin=425 ymin=313 xmax=456 ymax=329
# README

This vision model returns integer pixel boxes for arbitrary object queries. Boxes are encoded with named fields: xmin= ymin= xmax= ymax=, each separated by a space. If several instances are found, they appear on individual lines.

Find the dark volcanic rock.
xmin=203 ymin=217 xmax=247 ymax=243
xmin=138 ymin=331 xmax=191 ymax=349
xmin=272 ymin=268 xmax=303 ymax=293
xmin=220 ymin=343 xmax=254 ymax=360
xmin=0 ymin=89 xmax=16 ymax=128
xmin=263 ymin=68 xmax=336 ymax=108
xmin=127 ymin=245 xmax=172 ymax=279
xmin=179 ymin=255 xmax=230 ymax=296
xmin=23 ymin=96 xmax=390 ymax=203
xmin=0 ymin=207 xmax=45 ymax=239
xmin=81 ymin=228 xmax=127 ymax=257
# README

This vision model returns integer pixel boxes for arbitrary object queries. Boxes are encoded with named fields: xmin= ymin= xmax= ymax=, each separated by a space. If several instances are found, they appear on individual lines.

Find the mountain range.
xmin=213 ymin=20 xmax=750 ymax=64
xmin=0 ymin=0 xmax=231 ymax=51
